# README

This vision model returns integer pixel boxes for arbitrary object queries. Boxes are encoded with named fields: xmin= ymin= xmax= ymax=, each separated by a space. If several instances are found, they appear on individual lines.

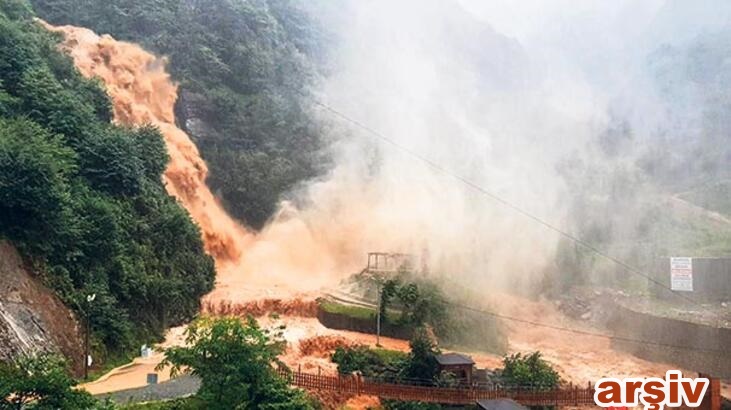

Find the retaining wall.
xmin=316 ymin=305 xmax=414 ymax=340
xmin=605 ymin=301 xmax=731 ymax=378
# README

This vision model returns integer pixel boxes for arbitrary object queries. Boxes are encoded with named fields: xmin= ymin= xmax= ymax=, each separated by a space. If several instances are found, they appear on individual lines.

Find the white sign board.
xmin=670 ymin=257 xmax=693 ymax=291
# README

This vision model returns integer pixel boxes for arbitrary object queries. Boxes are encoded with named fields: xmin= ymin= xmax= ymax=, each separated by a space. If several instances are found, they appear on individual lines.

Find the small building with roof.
xmin=436 ymin=352 xmax=475 ymax=384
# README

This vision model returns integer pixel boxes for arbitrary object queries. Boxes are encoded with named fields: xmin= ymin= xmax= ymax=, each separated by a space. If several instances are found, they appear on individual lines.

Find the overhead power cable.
xmin=307 ymin=96 xmax=718 ymax=318
xmin=337 ymin=279 xmax=727 ymax=355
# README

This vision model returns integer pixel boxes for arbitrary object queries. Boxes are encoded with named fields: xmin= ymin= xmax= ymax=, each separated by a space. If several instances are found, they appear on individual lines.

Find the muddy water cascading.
xmin=43 ymin=23 xmax=250 ymax=265
xmin=45 ymin=22 xmax=708 ymax=397
xmin=44 ymin=22 xmax=350 ymax=303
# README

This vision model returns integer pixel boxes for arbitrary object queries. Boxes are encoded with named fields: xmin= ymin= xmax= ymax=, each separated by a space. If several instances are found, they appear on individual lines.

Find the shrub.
xmin=160 ymin=317 xmax=320 ymax=410
xmin=0 ymin=353 xmax=99 ymax=409
xmin=501 ymin=351 xmax=561 ymax=390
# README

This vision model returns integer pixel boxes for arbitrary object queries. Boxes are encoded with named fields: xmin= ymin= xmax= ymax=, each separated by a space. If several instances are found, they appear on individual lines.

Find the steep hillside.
xmin=0 ymin=241 xmax=84 ymax=375
xmin=32 ymin=0 xmax=327 ymax=229
xmin=0 ymin=0 xmax=214 ymax=364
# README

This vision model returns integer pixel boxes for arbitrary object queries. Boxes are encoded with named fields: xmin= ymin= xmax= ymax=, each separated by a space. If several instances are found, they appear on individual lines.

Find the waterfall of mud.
xmin=43 ymin=22 xmax=347 ymax=300
xmin=42 ymin=22 xmax=249 ymax=264
xmin=43 ymin=24 xmax=699 ymax=394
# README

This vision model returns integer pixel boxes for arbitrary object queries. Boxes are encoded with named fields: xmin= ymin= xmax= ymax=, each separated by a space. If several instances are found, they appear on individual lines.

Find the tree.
xmin=0 ymin=353 xmax=99 ymax=410
xmin=0 ymin=118 xmax=75 ymax=253
xmin=159 ymin=316 xmax=319 ymax=410
xmin=501 ymin=351 xmax=560 ymax=390
xmin=77 ymin=128 xmax=144 ymax=196
xmin=378 ymin=278 xmax=448 ymax=330
xmin=132 ymin=125 xmax=169 ymax=180
xmin=0 ymin=4 xmax=215 ymax=364
xmin=0 ymin=0 xmax=33 ymax=20
xmin=400 ymin=327 xmax=440 ymax=383
xmin=380 ymin=279 xmax=399 ymax=322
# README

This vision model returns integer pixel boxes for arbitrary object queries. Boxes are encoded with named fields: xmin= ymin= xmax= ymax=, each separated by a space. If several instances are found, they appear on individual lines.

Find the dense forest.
xmin=549 ymin=15 xmax=731 ymax=292
xmin=0 ymin=0 xmax=214 ymax=358
xmin=31 ymin=0 xmax=327 ymax=229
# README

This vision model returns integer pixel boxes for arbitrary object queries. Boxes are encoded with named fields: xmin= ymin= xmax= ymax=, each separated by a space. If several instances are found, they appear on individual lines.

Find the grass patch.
xmin=80 ymin=349 xmax=134 ymax=383
xmin=318 ymin=299 xmax=403 ymax=322
xmin=678 ymin=181 xmax=731 ymax=218
xmin=373 ymin=347 xmax=408 ymax=364
xmin=319 ymin=299 xmax=377 ymax=320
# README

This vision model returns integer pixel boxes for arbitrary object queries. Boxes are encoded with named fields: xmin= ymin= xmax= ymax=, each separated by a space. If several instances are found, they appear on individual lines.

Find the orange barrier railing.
xmin=278 ymin=369 xmax=721 ymax=409
xmin=277 ymin=369 xmax=596 ymax=406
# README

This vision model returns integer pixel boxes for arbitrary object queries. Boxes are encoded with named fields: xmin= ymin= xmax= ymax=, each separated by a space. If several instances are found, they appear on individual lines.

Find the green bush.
xmin=331 ymin=345 xmax=406 ymax=379
xmin=501 ymin=351 xmax=560 ymax=390
xmin=160 ymin=317 xmax=320 ymax=410
xmin=400 ymin=328 xmax=440 ymax=383
xmin=0 ymin=118 xmax=76 ymax=253
xmin=376 ymin=276 xmax=506 ymax=354
xmin=0 ymin=353 xmax=100 ymax=409
xmin=331 ymin=328 xmax=440 ymax=384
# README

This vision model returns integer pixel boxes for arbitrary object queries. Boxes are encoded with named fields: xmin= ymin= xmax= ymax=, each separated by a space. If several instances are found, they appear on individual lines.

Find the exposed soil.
xmin=0 ymin=241 xmax=84 ymax=375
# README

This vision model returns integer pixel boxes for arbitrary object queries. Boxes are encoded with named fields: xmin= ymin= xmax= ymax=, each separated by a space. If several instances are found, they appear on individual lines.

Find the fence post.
xmin=699 ymin=374 xmax=721 ymax=410
xmin=711 ymin=377 xmax=721 ymax=410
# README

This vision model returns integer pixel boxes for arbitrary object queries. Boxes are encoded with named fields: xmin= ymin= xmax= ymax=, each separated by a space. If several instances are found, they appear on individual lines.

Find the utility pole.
xmin=376 ymin=282 xmax=382 ymax=347
xmin=84 ymin=293 xmax=96 ymax=380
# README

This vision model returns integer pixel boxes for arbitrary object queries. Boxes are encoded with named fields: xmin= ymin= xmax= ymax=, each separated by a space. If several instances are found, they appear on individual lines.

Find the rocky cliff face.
xmin=0 ymin=241 xmax=83 ymax=375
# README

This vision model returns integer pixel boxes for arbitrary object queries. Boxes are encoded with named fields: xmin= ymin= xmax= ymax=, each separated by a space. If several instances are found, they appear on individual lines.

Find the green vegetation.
xmin=551 ymin=29 xmax=731 ymax=293
xmin=0 ymin=0 xmax=214 ymax=362
xmin=380 ymin=280 xmax=447 ymax=329
xmin=159 ymin=316 xmax=320 ymax=410
xmin=119 ymin=398 xmax=204 ymax=410
xmin=400 ymin=328 xmax=440 ymax=383
xmin=331 ymin=345 xmax=407 ymax=379
xmin=501 ymin=352 xmax=560 ymax=390
xmin=319 ymin=299 xmax=378 ymax=321
xmin=31 ymin=0 xmax=326 ymax=229
xmin=332 ymin=327 xmax=440 ymax=384
xmin=0 ymin=353 xmax=109 ymax=410
xmin=378 ymin=275 xmax=507 ymax=353
xmin=85 ymin=352 xmax=135 ymax=384
xmin=678 ymin=181 xmax=731 ymax=218
xmin=323 ymin=276 xmax=507 ymax=354
xmin=551 ymin=199 xmax=731 ymax=293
